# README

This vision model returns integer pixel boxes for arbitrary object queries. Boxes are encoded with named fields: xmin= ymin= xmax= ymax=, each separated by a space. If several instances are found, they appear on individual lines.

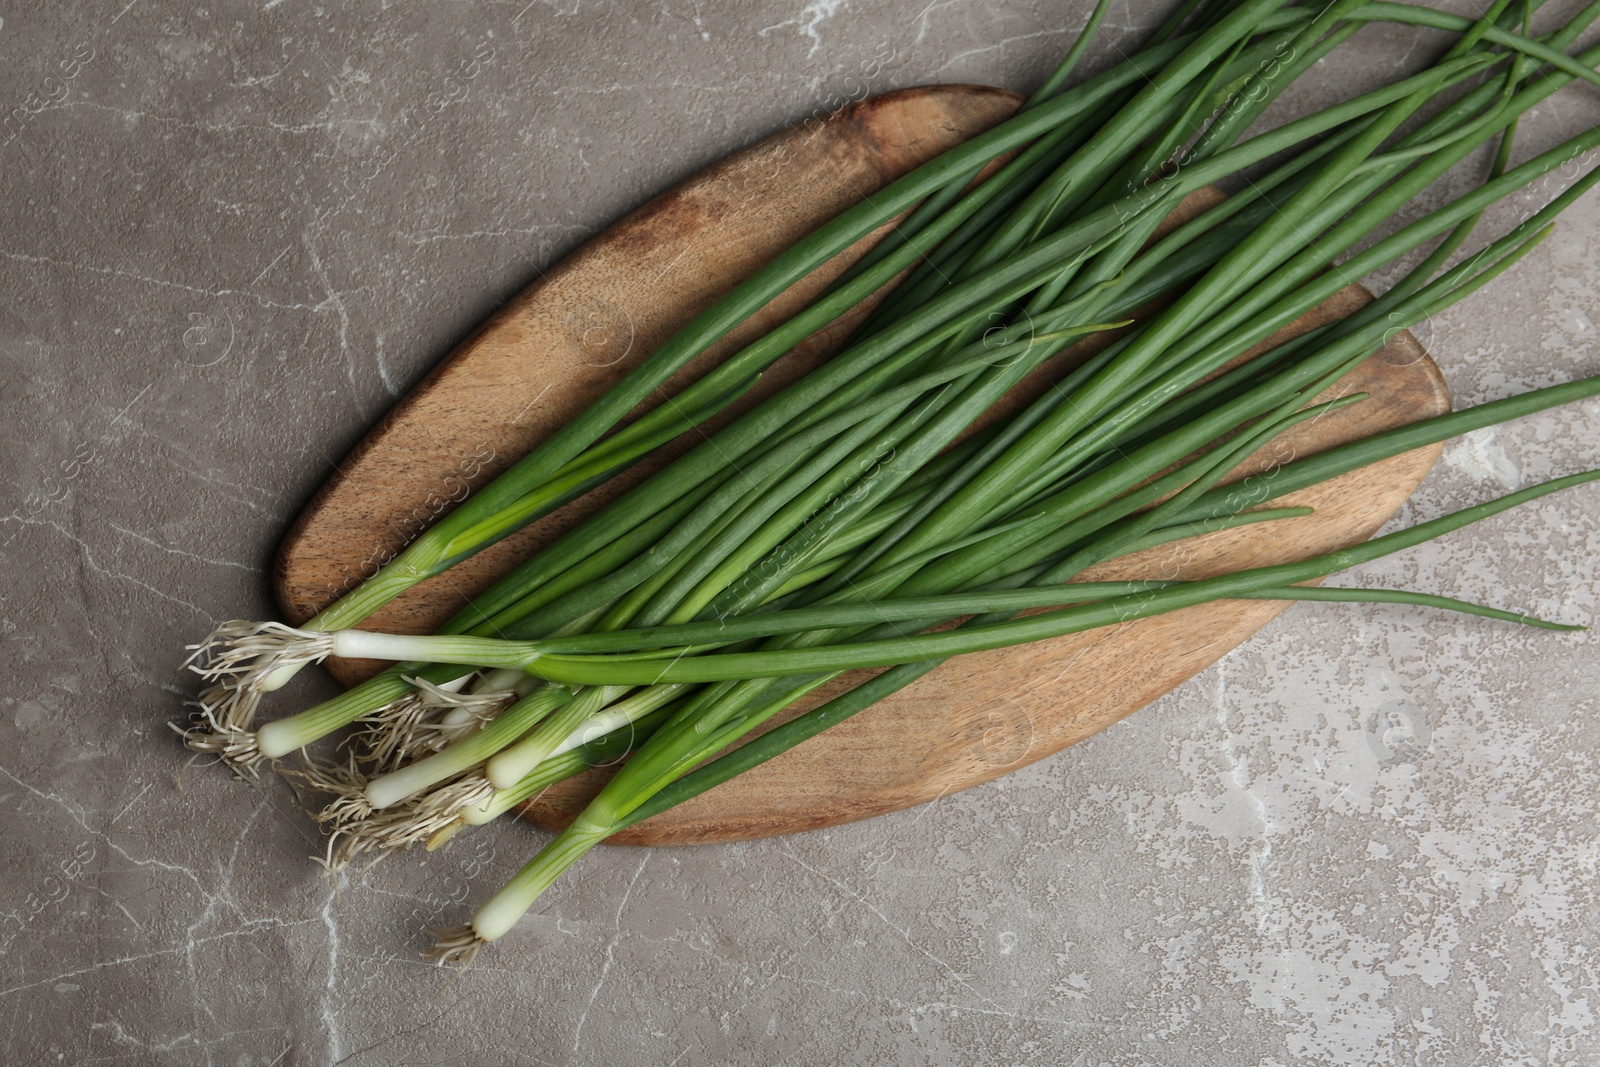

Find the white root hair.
xmin=346 ymin=693 xmax=432 ymax=775
xmin=277 ymin=753 xmax=373 ymax=859
xmin=409 ymin=674 xmax=492 ymax=708
xmin=407 ymin=700 xmax=510 ymax=753
xmin=173 ymin=684 xmax=266 ymax=775
xmin=182 ymin=620 xmax=333 ymax=690
xmin=346 ymin=679 xmax=515 ymax=775
xmin=424 ymin=925 xmax=487 ymax=967
xmin=192 ymin=680 xmax=265 ymax=733
xmin=342 ymin=684 xmax=512 ymax=777
xmin=318 ymin=775 xmax=496 ymax=873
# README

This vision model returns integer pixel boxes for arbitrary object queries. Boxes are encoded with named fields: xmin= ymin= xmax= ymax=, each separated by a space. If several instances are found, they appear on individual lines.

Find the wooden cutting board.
xmin=275 ymin=85 xmax=1449 ymax=845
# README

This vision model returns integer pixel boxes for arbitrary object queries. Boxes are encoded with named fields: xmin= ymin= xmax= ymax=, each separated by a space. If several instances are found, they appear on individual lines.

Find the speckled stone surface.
xmin=4 ymin=2 xmax=1599 ymax=1063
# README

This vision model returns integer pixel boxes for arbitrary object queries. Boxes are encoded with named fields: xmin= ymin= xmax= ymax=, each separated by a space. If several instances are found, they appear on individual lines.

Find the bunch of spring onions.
xmin=180 ymin=0 xmax=1600 ymax=963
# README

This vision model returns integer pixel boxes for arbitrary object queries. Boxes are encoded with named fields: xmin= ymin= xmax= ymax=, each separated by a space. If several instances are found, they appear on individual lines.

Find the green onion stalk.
xmin=179 ymin=0 xmax=1323 ymax=743
xmin=262 ymin=4 xmax=1587 ymax=777
xmin=357 ymin=219 xmax=1587 ymax=896
xmin=425 ymin=28 xmax=1600 ymax=955
xmin=197 ymin=0 xmax=1505 ymax=755
xmin=436 ymin=458 xmax=1599 ymax=958
xmin=372 ymin=179 xmax=1587 ymax=915
xmin=175 ymin=0 xmax=1600 ymax=960
xmin=264 ymin=27 xmax=1589 ymax=864
xmin=177 ymin=3 xmax=1256 ymax=758
xmin=207 ymin=0 xmax=1542 ymax=771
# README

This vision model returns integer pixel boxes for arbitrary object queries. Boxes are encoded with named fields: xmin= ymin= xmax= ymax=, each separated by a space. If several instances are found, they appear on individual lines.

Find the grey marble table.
xmin=3 ymin=1 xmax=1598 ymax=1063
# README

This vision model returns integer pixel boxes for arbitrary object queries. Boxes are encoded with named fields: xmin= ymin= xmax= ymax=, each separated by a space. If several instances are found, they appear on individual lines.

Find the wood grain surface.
xmin=274 ymin=85 xmax=1450 ymax=846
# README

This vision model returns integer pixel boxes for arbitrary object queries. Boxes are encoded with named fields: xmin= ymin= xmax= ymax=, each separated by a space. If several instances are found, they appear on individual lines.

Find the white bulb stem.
xmin=258 ymin=661 xmax=304 ymax=692
xmin=364 ymin=762 xmax=442 ymax=811
xmin=362 ymin=686 xmax=570 ymax=808
xmin=329 ymin=631 xmax=449 ymax=663
xmin=470 ymin=819 xmax=611 ymax=943
xmin=485 ymin=746 xmax=545 ymax=792
xmin=440 ymin=705 xmax=481 ymax=729
xmin=547 ymin=706 xmax=633 ymax=760
xmin=484 ymin=685 xmax=630 ymax=790
xmin=436 ymin=672 xmax=476 ymax=694
xmin=256 ymin=718 xmax=312 ymax=758
xmin=469 ymin=685 xmax=684 ymax=821
xmin=476 ymin=668 xmax=524 ymax=692
xmin=462 ymin=801 xmax=506 ymax=826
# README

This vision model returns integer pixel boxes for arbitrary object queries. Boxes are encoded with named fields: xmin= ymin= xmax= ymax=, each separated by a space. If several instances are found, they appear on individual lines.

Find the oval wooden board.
xmin=275 ymin=86 xmax=1450 ymax=846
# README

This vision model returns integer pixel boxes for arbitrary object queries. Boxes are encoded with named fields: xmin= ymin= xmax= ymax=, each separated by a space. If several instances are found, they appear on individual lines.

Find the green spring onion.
xmin=174 ymin=0 xmax=1600 ymax=964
